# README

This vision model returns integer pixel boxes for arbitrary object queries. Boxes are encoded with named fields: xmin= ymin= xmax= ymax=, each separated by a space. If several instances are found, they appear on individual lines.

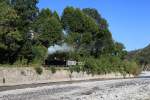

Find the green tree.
xmin=32 ymin=45 xmax=47 ymax=64
xmin=0 ymin=0 xmax=23 ymax=64
xmin=82 ymin=8 xmax=101 ymax=23
xmin=33 ymin=9 xmax=63 ymax=48
xmin=10 ymin=0 xmax=40 ymax=64
xmin=81 ymin=32 xmax=92 ymax=44
xmin=113 ymin=42 xmax=127 ymax=59
xmin=65 ymin=32 xmax=80 ymax=46
xmin=62 ymin=7 xmax=100 ymax=57
xmin=62 ymin=7 xmax=85 ymax=33
xmin=53 ymin=11 xmax=60 ymax=21
xmin=82 ymin=8 xmax=114 ymax=57
xmin=11 ymin=0 xmax=39 ymax=31
xmin=38 ymin=8 xmax=52 ymax=18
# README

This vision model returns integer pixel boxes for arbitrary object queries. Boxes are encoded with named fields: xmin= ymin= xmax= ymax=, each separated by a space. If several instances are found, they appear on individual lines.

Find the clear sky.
xmin=38 ymin=0 xmax=150 ymax=51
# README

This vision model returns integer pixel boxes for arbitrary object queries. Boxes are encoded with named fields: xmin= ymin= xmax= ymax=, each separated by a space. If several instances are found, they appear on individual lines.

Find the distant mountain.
xmin=127 ymin=44 xmax=150 ymax=65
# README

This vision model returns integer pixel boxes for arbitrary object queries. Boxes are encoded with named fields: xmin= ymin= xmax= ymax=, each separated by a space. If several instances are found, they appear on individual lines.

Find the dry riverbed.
xmin=0 ymin=72 xmax=150 ymax=100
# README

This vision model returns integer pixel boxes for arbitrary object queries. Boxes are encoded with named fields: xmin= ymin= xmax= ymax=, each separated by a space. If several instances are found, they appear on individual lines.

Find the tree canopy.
xmin=61 ymin=7 xmax=115 ymax=58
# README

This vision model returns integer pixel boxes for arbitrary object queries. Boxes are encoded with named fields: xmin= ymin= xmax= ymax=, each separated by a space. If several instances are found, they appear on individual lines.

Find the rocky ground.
xmin=0 ymin=72 xmax=150 ymax=100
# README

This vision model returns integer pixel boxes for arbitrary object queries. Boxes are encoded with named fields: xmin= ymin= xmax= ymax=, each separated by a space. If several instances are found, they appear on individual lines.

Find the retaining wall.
xmin=0 ymin=67 xmax=133 ymax=86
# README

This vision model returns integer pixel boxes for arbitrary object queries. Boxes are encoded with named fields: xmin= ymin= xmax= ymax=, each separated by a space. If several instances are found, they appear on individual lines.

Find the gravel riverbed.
xmin=0 ymin=72 xmax=150 ymax=100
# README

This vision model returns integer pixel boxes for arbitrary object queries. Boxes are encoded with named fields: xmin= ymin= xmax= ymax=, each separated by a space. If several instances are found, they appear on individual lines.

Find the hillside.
xmin=127 ymin=44 xmax=150 ymax=65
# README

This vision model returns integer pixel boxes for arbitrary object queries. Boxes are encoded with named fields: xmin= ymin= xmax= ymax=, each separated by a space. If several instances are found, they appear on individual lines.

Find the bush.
xmin=69 ymin=66 xmax=74 ymax=74
xmin=51 ymin=67 xmax=56 ymax=74
xmin=34 ymin=67 xmax=43 ymax=75
xmin=67 ymin=55 xmax=141 ymax=77
xmin=129 ymin=61 xmax=141 ymax=76
xmin=32 ymin=45 xmax=47 ymax=65
xmin=72 ymin=65 xmax=81 ymax=73
xmin=120 ymin=60 xmax=141 ymax=77
xmin=83 ymin=57 xmax=98 ymax=75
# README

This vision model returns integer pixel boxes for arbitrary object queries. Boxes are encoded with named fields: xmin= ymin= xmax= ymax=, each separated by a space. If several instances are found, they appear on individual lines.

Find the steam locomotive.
xmin=45 ymin=59 xmax=77 ymax=66
xmin=44 ymin=51 xmax=84 ymax=67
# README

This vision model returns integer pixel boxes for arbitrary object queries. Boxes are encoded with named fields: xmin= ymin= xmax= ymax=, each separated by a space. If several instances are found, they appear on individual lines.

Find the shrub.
xmin=69 ymin=66 xmax=74 ymax=74
xmin=67 ymin=55 xmax=141 ymax=77
xmin=129 ymin=61 xmax=141 ymax=76
xmin=73 ymin=65 xmax=81 ymax=73
xmin=121 ymin=60 xmax=141 ymax=77
xmin=32 ymin=45 xmax=47 ymax=65
xmin=83 ymin=57 xmax=98 ymax=75
xmin=34 ymin=67 xmax=43 ymax=75
xmin=51 ymin=67 xmax=56 ymax=74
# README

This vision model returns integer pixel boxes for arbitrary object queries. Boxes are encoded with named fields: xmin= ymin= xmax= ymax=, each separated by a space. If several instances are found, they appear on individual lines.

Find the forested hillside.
xmin=0 ymin=0 xmax=140 ymax=75
xmin=127 ymin=44 xmax=150 ymax=66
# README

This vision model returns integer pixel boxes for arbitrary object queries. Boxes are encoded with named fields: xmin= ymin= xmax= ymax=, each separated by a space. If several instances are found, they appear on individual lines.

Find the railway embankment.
xmin=0 ymin=67 xmax=134 ymax=86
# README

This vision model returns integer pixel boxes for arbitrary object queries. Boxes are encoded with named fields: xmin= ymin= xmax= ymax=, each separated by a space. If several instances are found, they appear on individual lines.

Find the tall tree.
xmin=82 ymin=8 xmax=114 ymax=57
xmin=11 ymin=0 xmax=39 ymax=31
xmin=62 ymin=7 xmax=85 ymax=33
xmin=62 ymin=7 xmax=114 ymax=57
xmin=53 ymin=11 xmax=60 ymax=21
xmin=82 ymin=8 xmax=101 ymax=23
xmin=62 ymin=7 xmax=99 ymax=56
xmin=33 ymin=9 xmax=63 ymax=48
xmin=0 ymin=0 xmax=23 ymax=64
xmin=9 ymin=0 xmax=40 ymax=64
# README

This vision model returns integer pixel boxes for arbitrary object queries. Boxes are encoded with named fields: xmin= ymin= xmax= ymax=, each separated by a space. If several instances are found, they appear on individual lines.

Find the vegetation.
xmin=0 ymin=1 xmax=141 ymax=76
xmin=34 ymin=66 xmax=43 ymax=75
xmin=50 ymin=67 xmax=56 ymax=74
xmin=127 ymin=44 xmax=150 ymax=70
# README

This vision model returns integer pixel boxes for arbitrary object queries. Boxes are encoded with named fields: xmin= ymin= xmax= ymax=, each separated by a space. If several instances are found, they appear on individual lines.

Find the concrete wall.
xmin=0 ymin=67 xmax=133 ymax=86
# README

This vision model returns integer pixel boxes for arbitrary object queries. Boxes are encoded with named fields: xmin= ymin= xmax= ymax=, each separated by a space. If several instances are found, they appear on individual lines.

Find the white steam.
xmin=48 ymin=43 xmax=73 ymax=54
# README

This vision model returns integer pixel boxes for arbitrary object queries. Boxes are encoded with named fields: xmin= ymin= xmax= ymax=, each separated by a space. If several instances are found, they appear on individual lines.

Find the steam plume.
xmin=48 ymin=43 xmax=73 ymax=54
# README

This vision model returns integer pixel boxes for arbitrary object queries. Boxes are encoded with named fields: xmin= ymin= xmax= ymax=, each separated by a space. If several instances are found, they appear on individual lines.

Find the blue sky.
xmin=38 ymin=0 xmax=150 ymax=51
